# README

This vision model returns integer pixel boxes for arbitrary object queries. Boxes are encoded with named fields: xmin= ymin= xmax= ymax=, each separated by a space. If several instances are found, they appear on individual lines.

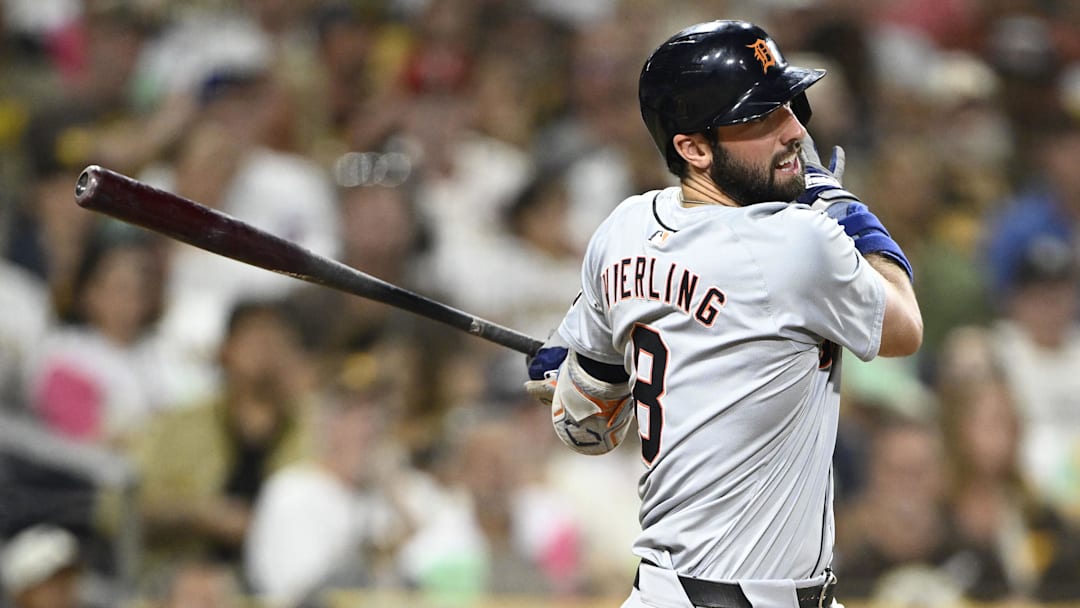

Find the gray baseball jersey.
xmin=557 ymin=186 xmax=886 ymax=583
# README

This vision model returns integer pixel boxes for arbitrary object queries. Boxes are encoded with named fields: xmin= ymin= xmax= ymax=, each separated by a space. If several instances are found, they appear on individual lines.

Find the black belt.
xmin=633 ymin=560 xmax=837 ymax=608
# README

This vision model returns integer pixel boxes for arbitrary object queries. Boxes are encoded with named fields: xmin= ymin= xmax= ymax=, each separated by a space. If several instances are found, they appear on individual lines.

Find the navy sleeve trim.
xmin=652 ymin=192 xmax=678 ymax=233
xmin=578 ymin=353 xmax=631 ymax=384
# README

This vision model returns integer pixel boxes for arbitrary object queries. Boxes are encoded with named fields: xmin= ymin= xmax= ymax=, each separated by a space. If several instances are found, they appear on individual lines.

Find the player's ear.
xmin=672 ymin=133 xmax=712 ymax=172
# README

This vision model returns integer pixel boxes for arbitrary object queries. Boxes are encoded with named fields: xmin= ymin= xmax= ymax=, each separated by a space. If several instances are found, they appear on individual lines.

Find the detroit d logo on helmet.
xmin=746 ymin=38 xmax=777 ymax=73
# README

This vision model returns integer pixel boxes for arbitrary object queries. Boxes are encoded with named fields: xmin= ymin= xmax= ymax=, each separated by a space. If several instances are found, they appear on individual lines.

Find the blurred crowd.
xmin=2 ymin=0 xmax=1080 ymax=606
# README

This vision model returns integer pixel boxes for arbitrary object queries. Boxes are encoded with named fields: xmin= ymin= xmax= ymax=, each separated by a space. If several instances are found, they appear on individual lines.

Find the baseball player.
xmin=525 ymin=20 xmax=923 ymax=608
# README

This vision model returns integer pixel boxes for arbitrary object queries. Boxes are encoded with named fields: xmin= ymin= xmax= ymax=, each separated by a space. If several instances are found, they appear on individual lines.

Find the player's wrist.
xmin=835 ymin=205 xmax=914 ymax=283
xmin=524 ymin=331 xmax=571 ymax=406
xmin=866 ymin=249 xmax=915 ymax=283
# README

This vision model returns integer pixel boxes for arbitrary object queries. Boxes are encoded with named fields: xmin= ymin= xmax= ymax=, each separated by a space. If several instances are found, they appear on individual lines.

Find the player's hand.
xmin=524 ymin=334 xmax=569 ymax=406
xmin=550 ymin=350 xmax=633 ymax=455
xmin=802 ymin=134 xmax=845 ymax=181
xmin=795 ymin=135 xmax=850 ymax=210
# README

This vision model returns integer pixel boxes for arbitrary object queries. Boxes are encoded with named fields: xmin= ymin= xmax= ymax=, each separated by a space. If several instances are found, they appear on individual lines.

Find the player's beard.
xmin=709 ymin=141 xmax=805 ymax=206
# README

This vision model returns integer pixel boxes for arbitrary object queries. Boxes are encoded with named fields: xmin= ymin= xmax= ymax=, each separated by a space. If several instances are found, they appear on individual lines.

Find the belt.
xmin=633 ymin=560 xmax=837 ymax=608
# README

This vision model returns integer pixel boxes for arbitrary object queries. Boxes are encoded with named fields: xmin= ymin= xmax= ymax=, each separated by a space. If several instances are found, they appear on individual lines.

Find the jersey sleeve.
xmin=761 ymin=207 xmax=886 ymax=361
xmin=557 ymin=228 xmax=623 ymax=366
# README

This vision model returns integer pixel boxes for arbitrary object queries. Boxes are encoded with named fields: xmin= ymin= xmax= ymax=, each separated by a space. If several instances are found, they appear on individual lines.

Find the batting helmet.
xmin=639 ymin=20 xmax=826 ymax=175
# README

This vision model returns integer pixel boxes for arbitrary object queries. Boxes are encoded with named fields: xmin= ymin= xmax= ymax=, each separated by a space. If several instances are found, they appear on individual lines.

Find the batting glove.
xmin=796 ymin=135 xmax=860 ymax=220
xmin=795 ymin=134 xmax=847 ymax=206
xmin=550 ymin=350 xmax=633 ymax=455
xmin=524 ymin=333 xmax=569 ymax=407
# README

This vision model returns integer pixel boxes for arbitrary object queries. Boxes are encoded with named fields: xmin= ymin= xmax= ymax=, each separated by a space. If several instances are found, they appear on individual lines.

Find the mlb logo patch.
xmin=648 ymin=230 xmax=672 ymax=246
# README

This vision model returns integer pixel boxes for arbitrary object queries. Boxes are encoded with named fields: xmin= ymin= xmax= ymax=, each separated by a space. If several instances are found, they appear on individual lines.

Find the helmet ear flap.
xmin=791 ymin=92 xmax=812 ymax=125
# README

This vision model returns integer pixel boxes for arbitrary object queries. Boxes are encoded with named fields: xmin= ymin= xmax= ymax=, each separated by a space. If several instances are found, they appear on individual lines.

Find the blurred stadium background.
xmin=2 ymin=0 xmax=1080 ymax=606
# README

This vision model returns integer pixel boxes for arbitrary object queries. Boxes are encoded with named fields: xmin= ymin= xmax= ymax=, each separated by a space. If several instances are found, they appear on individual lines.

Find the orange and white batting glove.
xmin=550 ymin=351 xmax=633 ymax=455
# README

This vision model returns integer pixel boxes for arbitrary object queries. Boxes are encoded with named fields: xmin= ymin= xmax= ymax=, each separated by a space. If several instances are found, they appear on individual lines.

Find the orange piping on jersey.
xmin=620 ymin=258 xmax=632 ymax=300
xmin=601 ymin=270 xmax=611 ymax=309
xmin=693 ymin=287 xmax=727 ymax=327
xmin=600 ymin=257 xmax=725 ymax=328
xmin=634 ymin=257 xmax=648 ymax=299
xmin=675 ymin=269 xmax=700 ymax=314
xmin=664 ymin=263 xmax=675 ymax=303
xmin=647 ymin=257 xmax=662 ymax=301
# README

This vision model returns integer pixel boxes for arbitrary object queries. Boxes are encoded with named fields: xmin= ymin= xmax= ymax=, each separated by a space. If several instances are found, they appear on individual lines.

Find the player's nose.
xmin=775 ymin=103 xmax=808 ymax=145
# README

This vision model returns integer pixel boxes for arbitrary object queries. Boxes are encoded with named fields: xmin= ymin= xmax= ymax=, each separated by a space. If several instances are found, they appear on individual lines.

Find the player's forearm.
xmin=868 ymin=253 xmax=923 ymax=357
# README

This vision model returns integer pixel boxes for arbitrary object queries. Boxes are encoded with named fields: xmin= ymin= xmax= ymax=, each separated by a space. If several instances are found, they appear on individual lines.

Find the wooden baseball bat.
xmin=74 ymin=165 xmax=544 ymax=357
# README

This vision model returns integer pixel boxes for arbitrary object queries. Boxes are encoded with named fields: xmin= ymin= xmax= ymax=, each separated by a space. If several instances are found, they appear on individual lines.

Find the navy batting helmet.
xmin=639 ymin=20 xmax=826 ymax=175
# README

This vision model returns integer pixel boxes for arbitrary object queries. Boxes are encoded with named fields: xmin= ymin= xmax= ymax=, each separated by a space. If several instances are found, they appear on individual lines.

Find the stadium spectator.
xmin=984 ymin=233 xmax=1080 ymax=522
xmin=983 ymin=115 xmax=1080 ymax=299
xmin=532 ymin=19 xmax=669 ymax=251
xmin=833 ymin=414 xmax=959 ymax=601
xmin=285 ymin=183 xmax=427 ymax=357
xmin=245 ymin=350 xmax=411 ymax=605
xmin=0 ymin=258 xmax=51 ymax=410
xmin=157 ymin=560 xmax=242 ymax=608
xmin=936 ymin=334 xmax=1080 ymax=601
xmin=122 ymin=298 xmax=316 ymax=591
xmin=154 ymin=64 xmax=341 ymax=366
xmin=280 ymin=181 xmax=457 ymax=459
xmin=394 ymin=409 xmax=584 ymax=601
xmin=0 ymin=524 xmax=86 ymax=608
xmin=23 ymin=227 xmax=180 ymax=448
xmin=7 ymin=112 xmax=103 ymax=322
xmin=462 ymin=163 xmax=584 ymax=342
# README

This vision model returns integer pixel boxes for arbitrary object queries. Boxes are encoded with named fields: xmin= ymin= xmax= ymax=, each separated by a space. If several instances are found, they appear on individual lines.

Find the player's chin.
xmin=772 ymin=171 xmax=806 ymax=202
